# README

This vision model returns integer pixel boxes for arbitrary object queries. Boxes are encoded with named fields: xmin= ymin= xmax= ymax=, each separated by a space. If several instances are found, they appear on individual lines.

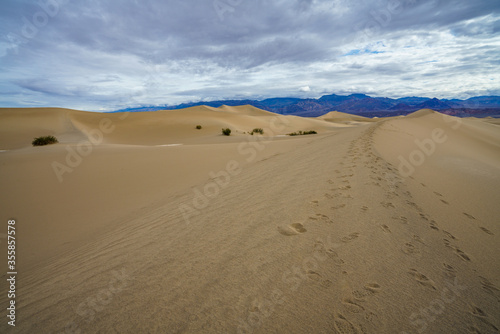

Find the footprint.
xmin=443 ymin=239 xmax=471 ymax=261
xmin=392 ymin=216 xmax=408 ymax=224
xmin=381 ymin=201 xmax=395 ymax=208
xmin=341 ymin=232 xmax=360 ymax=243
xmin=278 ymin=227 xmax=298 ymax=236
xmin=479 ymin=227 xmax=494 ymax=235
xmin=311 ymin=213 xmax=332 ymax=224
xmin=402 ymin=242 xmax=420 ymax=255
xmin=321 ymin=279 xmax=333 ymax=288
xmin=278 ymin=223 xmax=307 ymax=236
xmin=413 ymin=235 xmax=424 ymax=244
xmin=314 ymin=240 xmax=343 ymax=265
xmin=380 ymin=224 xmax=391 ymax=233
xmin=440 ymin=199 xmax=449 ymax=205
xmin=442 ymin=230 xmax=457 ymax=240
xmin=363 ymin=310 xmax=383 ymax=329
xmin=307 ymin=270 xmax=323 ymax=281
xmin=470 ymin=304 xmax=499 ymax=332
xmin=291 ymin=223 xmax=306 ymax=233
xmin=332 ymin=313 xmax=361 ymax=334
xmin=353 ymin=283 xmax=381 ymax=298
xmin=361 ymin=206 xmax=369 ymax=212
xmin=442 ymin=263 xmax=456 ymax=279
xmin=332 ymin=204 xmax=346 ymax=210
xmin=479 ymin=276 xmax=499 ymax=294
xmin=408 ymin=269 xmax=437 ymax=290
xmin=342 ymin=298 xmax=365 ymax=313
xmin=406 ymin=200 xmax=423 ymax=212
xmin=429 ymin=220 xmax=439 ymax=231
xmin=454 ymin=248 xmax=471 ymax=262
xmin=323 ymin=217 xmax=334 ymax=224
xmin=463 ymin=212 xmax=476 ymax=220
xmin=364 ymin=283 xmax=381 ymax=295
xmin=325 ymin=249 xmax=345 ymax=266
xmin=419 ymin=213 xmax=429 ymax=221
xmin=434 ymin=191 xmax=443 ymax=197
xmin=471 ymin=304 xmax=487 ymax=317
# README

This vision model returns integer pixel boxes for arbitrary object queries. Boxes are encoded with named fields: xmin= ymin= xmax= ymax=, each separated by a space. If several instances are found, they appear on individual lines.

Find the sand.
xmin=0 ymin=106 xmax=499 ymax=333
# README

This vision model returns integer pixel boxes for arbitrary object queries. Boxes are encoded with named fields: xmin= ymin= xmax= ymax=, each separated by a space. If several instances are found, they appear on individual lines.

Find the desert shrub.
xmin=222 ymin=128 xmax=231 ymax=136
xmin=32 ymin=135 xmax=58 ymax=146
xmin=251 ymin=128 xmax=264 ymax=135
xmin=287 ymin=130 xmax=317 ymax=136
xmin=196 ymin=125 xmax=202 ymax=129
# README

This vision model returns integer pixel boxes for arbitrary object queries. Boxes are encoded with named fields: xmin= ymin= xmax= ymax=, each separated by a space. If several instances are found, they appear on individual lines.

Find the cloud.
xmin=299 ymin=86 xmax=311 ymax=92
xmin=0 ymin=0 xmax=499 ymax=110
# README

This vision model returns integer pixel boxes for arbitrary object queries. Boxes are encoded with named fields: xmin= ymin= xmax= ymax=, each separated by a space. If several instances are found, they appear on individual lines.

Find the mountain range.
xmin=114 ymin=94 xmax=500 ymax=118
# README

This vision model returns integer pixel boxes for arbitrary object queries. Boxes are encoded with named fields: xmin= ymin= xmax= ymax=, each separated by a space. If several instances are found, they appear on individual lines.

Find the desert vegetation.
xmin=32 ymin=135 xmax=59 ymax=146
xmin=249 ymin=128 xmax=264 ymax=135
xmin=287 ymin=130 xmax=317 ymax=136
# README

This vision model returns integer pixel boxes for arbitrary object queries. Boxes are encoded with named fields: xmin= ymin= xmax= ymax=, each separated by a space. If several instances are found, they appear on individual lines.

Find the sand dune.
xmin=0 ymin=105 xmax=343 ymax=149
xmin=318 ymin=110 xmax=380 ymax=124
xmin=1 ymin=106 xmax=499 ymax=333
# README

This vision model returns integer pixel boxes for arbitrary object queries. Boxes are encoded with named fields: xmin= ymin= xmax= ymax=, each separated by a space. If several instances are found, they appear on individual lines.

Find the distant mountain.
xmin=461 ymin=96 xmax=500 ymax=108
xmin=396 ymin=97 xmax=431 ymax=105
xmin=338 ymin=97 xmax=394 ymax=112
xmin=389 ymin=103 xmax=414 ymax=111
xmin=259 ymin=97 xmax=302 ymax=108
xmin=415 ymin=98 xmax=452 ymax=110
xmin=113 ymin=94 xmax=500 ymax=118
xmin=318 ymin=94 xmax=352 ymax=103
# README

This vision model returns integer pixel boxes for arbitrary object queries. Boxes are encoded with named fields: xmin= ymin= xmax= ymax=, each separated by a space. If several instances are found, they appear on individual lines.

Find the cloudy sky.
xmin=1 ymin=0 xmax=499 ymax=111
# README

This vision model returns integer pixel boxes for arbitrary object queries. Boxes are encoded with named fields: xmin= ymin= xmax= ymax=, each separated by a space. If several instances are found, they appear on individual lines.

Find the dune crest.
xmin=318 ymin=110 xmax=377 ymax=123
